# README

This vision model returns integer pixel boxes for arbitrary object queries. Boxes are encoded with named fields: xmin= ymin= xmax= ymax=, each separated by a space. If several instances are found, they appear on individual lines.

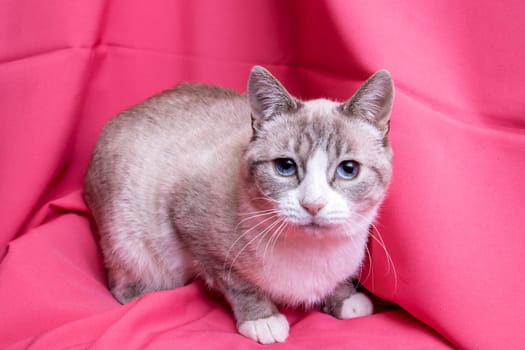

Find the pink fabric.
xmin=1 ymin=1 xmax=524 ymax=349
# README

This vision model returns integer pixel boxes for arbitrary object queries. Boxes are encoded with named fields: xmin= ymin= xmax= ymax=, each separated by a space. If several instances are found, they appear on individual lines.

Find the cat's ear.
xmin=248 ymin=66 xmax=299 ymax=125
xmin=342 ymin=70 xmax=394 ymax=135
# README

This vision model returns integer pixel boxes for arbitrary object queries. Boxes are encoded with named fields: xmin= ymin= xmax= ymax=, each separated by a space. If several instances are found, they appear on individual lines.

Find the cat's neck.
xmin=235 ymin=205 xmax=371 ymax=307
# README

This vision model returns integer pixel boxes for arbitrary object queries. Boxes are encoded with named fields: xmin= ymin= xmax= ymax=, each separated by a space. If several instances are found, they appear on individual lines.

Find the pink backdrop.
xmin=1 ymin=1 xmax=524 ymax=349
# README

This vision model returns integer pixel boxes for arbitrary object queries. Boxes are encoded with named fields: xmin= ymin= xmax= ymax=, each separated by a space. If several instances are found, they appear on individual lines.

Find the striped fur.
xmin=84 ymin=66 xmax=394 ymax=344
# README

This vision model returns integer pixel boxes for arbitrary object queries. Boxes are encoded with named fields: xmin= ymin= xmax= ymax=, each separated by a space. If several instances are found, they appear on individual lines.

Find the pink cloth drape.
xmin=1 ymin=1 xmax=524 ymax=349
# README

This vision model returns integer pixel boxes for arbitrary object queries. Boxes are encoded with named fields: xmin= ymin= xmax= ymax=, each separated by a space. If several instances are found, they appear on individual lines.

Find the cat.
xmin=83 ymin=66 xmax=394 ymax=344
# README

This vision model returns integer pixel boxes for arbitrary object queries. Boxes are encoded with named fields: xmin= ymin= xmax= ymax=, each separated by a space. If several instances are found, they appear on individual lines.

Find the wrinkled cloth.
xmin=1 ymin=1 xmax=524 ymax=349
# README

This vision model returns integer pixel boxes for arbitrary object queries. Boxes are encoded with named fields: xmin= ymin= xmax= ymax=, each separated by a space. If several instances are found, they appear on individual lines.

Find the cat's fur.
xmin=84 ymin=66 xmax=394 ymax=344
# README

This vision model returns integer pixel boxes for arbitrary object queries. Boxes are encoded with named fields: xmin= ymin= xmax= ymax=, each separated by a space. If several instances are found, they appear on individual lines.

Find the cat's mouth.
xmin=306 ymin=215 xmax=340 ymax=228
xmin=302 ymin=222 xmax=324 ymax=234
xmin=279 ymin=210 xmax=347 ymax=237
xmin=288 ymin=218 xmax=343 ymax=237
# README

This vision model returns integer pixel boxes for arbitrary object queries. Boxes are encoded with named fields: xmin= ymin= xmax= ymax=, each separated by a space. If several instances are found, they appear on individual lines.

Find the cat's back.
xmin=101 ymin=83 xmax=249 ymax=146
xmin=84 ymin=83 xmax=251 ymax=213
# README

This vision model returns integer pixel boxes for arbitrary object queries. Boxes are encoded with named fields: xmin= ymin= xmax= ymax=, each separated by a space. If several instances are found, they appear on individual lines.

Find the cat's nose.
xmin=301 ymin=201 xmax=326 ymax=216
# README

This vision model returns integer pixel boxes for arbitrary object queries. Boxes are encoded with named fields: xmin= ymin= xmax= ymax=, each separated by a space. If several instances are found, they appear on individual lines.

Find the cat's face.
xmin=242 ymin=67 xmax=393 ymax=239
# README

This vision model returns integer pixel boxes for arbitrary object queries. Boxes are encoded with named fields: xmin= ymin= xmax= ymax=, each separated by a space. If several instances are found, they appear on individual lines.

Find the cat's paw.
xmin=238 ymin=313 xmax=289 ymax=344
xmin=340 ymin=292 xmax=374 ymax=319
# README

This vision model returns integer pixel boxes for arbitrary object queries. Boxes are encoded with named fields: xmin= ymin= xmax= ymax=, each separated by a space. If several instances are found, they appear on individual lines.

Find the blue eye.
xmin=274 ymin=158 xmax=297 ymax=177
xmin=336 ymin=160 xmax=360 ymax=180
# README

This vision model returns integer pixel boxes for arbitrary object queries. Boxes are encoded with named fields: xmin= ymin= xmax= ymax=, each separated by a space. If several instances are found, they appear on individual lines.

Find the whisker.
xmin=368 ymin=230 xmax=398 ymax=293
xmin=344 ymin=221 xmax=372 ymax=289
xmin=238 ymin=208 xmax=279 ymax=217
xmin=254 ymin=182 xmax=280 ymax=204
xmin=236 ymin=210 xmax=280 ymax=228
xmin=248 ymin=197 xmax=279 ymax=204
xmin=228 ymin=216 xmax=281 ymax=281
xmin=361 ymin=245 xmax=375 ymax=291
xmin=272 ymin=221 xmax=288 ymax=251
xmin=350 ymin=212 xmax=398 ymax=294
xmin=224 ymin=213 xmax=280 ymax=270
xmin=262 ymin=218 xmax=288 ymax=264
xmin=369 ymin=222 xmax=392 ymax=272
xmin=256 ymin=216 xmax=285 ymax=253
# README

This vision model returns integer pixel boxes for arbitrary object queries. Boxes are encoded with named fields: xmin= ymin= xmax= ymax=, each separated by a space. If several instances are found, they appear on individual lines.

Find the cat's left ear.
xmin=342 ymin=70 xmax=394 ymax=135
xmin=248 ymin=66 xmax=299 ymax=127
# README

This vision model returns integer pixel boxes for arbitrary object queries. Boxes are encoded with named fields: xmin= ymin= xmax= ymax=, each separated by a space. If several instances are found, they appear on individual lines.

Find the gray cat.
xmin=84 ymin=66 xmax=394 ymax=344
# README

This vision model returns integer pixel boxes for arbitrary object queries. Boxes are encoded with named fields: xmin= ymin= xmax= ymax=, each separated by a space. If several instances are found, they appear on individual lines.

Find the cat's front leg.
xmin=221 ymin=284 xmax=289 ymax=344
xmin=322 ymin=281 xmax=374 ymax=320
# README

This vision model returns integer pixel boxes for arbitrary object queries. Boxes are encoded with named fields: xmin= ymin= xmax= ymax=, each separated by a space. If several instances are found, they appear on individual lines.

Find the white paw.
xmin=238 ymin=313 xmax=289 ymax=344
xmin=340 ymin=292 xmax=374 ymax=319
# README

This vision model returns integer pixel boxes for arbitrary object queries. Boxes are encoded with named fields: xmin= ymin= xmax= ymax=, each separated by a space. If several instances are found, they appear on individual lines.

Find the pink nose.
xmin=301 ymin=201 xmax=326 ymax=216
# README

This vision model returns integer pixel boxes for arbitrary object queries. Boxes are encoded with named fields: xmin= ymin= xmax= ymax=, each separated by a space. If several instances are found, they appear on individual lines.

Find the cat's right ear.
xmin=248 ymin=66 xmax=299 ymax=131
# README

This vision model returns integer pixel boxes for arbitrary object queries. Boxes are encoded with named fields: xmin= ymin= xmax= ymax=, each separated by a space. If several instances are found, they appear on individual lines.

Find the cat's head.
xmin=242 ymin=66 xmax=393 ymax=239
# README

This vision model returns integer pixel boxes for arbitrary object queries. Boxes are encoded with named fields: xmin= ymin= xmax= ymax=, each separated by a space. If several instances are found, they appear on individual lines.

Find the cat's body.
xmin=84 ymin=67 xmax=394 ymax=344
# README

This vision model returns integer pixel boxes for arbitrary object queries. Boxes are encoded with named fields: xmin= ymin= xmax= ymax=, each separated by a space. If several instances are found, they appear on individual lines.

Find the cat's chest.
xmin=250 ymin=236 xmax=367 ymax=306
